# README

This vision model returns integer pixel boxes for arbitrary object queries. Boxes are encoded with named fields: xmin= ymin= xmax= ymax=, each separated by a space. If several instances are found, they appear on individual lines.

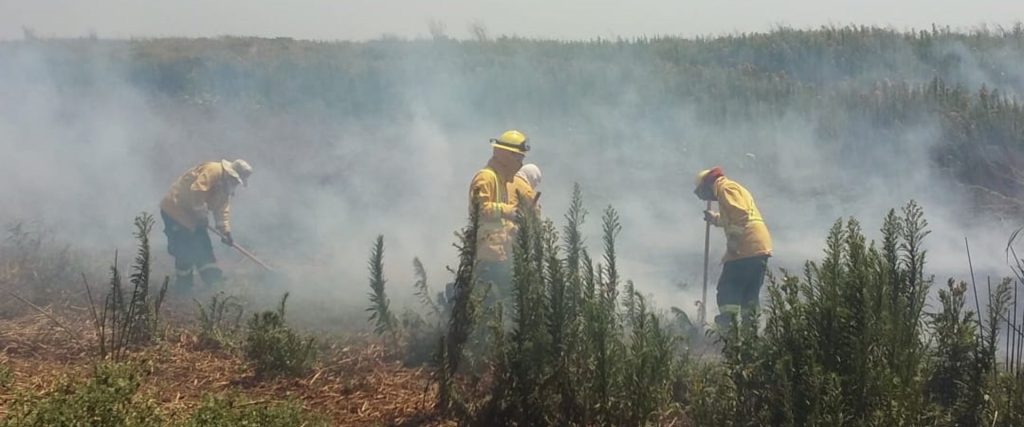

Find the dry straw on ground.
xmin=0 ymin=307 xmax=452 ymax=426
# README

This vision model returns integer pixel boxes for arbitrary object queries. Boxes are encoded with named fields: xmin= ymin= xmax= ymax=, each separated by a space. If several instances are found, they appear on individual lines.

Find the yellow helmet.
xmin=490 ymin=130 xmax=530 ymax=155
xmin=694 ymin=169 xmax=712 ymax=189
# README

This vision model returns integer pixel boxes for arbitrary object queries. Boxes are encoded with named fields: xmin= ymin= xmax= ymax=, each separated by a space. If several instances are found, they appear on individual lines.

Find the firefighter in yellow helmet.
xmin=160 ymin=159 xmax=253 ymax=289
xmin=468 ymin=130 xmax=537 ymax=298
xmin=694 ymin=166 xmax=772 ymax=330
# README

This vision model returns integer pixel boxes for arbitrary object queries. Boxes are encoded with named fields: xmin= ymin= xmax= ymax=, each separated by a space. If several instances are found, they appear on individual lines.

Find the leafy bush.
xmin=243 ymin=293 xmax=316 ymax=378
xmin=183 ymin=394 xmax=327 ymax=427
xmin=1 ymin=363 xmax=161 ymax=427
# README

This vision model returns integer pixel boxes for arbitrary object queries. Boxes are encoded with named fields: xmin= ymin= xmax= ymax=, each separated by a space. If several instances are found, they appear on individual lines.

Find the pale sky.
xmin=1 ymin=0 xmax=1022 ymax=40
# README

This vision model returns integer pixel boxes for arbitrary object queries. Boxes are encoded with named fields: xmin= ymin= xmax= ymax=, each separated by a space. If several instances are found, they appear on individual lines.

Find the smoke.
xmin=1 ymin=33 xmax=1021 ymax=328
xmin=5 ymin=1 xmax=1024 ymax=41
xmin=0 ymin=45 xmax=168 ymax=247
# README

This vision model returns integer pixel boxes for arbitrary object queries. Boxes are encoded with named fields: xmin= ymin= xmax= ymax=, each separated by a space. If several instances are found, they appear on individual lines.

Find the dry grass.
xmin=0 ymin=305 xmax=453 ymax=426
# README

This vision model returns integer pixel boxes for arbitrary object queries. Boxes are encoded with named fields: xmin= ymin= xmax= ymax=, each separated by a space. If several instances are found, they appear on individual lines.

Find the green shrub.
xmin=91 ymin=213 xmax=169 ymax=361
xmin=456 ymin=185 xmax=680 ymax=426
xmin=243 ymin=293 xmax=316 ymax=378
xmin=400 ymin=257 xmax=447 ymax=366
xmin=1 ymin=363 xmax=161 ymax=427
xmin=183 ymin=394 xmax=327 ymax=427
xmin=366 ymin=235 xmax=398 ymax=345
xmin=679 ymin=362 xmax=738 ymax=427
xmin=193 ymin=292 xmax=245 ymax=350
xmin=684 ymin=201 xmax=1014 ymax=426
xmin=925 ymin=278 xmax=1006 ymax=426
xmin=425 ymin=197 xmax=1021 ymax=426
xmin=363 ymin=240 xmax=447 ymax=365
xmin=0 ymin=362 xmax=12 ymax=388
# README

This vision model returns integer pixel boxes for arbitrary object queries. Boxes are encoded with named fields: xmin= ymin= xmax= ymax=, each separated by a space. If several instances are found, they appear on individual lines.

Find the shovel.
xmin=207 ymin=226 xmax=275 ymax=272
xmin=699 ymin=201 xmax=711 ymax=331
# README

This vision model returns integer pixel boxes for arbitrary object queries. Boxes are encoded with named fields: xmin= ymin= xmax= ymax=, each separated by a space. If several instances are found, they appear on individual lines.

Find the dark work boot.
xmin=198 ymin=263 xmax=225 ymax=286
xmin=174 ymin=269 xmax=194 ymax=291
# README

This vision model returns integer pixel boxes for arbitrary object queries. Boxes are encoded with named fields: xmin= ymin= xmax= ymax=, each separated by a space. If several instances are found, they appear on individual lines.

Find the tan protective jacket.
xmin=709 ymin=177 xmax=772 ymax=263
xmin=160 ymin=162 xmax=235 ymax=233
xmin=469 ymin=158 xmax=535 ymax=262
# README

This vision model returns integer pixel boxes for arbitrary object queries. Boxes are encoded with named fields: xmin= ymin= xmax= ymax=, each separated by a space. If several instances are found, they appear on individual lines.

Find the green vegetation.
xmin=366 ymin=235 xmax=398 ymax=344
xmin=243 ymin=293 xmax=316 ymax=378
xmin=685 ymin=201 xmax=1010 ymax=425
xmin=366 ymin=185 xmax=1024 ymax=426
xmin=183 ymin=394 xmax=327 ymax=427
xmin=372 ymin=186 xmax=685 ymax=423
xmin=193 ymin=292 xmax=245 ymax=350
xmin=1 ymin=363 xmax=162 ymax=427
xmin=90 ymin=213 xmax=169 ymax=361
xmin=400 ymin=257 xmax=447 ymax=365
xmin=436 ymin=186 xmax=682 ymax=425
xmin=0 ymin=363 xmax=326 ymax=427
xmin=0 ymin=363 xmax=12 ymax=389
xmin=436 ymin=197 xmax=483 ymax=416
xmin=10 ymin=27 xmax=1024 ymax=425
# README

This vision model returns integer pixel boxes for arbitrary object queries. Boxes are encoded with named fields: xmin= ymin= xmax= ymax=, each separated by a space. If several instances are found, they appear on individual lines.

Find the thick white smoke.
xmin=0 ymin=33 xmax=1020 ymax=328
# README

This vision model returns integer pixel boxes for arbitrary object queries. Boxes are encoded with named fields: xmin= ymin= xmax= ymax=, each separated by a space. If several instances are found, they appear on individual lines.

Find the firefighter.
xmin=694 ymin=166 xmax=772 ymax=329
xmin=160 ymin=159 xmax=252 ymax=288
xmin=469 ymin=130 xmax=536 ymax=298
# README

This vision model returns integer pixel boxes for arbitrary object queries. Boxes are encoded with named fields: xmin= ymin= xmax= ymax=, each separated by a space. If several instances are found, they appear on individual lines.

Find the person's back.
xmin=161 ymin=161 xmax=233 ymax=234
xmin=711 ymin=176 xmax=771 ymax=262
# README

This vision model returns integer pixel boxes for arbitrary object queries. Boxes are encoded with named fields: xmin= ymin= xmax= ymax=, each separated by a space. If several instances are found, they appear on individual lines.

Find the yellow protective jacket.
xmin=159 ymin=162 xmax=235 ymax=233
xmin=709 ymin=177 xmax=772 ymax=263
xmin=469 ymin=158 xmax=536 ymax=262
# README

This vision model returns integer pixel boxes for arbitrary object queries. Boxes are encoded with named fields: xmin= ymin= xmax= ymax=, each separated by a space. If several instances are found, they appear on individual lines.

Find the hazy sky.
xmin=2 ymin=0 xmax=1022 ymax=40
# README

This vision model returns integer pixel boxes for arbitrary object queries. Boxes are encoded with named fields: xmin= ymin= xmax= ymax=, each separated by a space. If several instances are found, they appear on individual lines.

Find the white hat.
xmin=516 ymin=163 xmax=542 ymax=190
xmin=222 ymin=159 xmax=253 ymax=186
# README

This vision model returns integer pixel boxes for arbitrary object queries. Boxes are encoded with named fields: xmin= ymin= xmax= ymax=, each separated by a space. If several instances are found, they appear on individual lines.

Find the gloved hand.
xmin=703 ymin=210 xmax=720 ymax=224
xmin=220 ymin=231 xmax=234 ymax=246
xmin=500 ymin=203 xmax=518 ymax=220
